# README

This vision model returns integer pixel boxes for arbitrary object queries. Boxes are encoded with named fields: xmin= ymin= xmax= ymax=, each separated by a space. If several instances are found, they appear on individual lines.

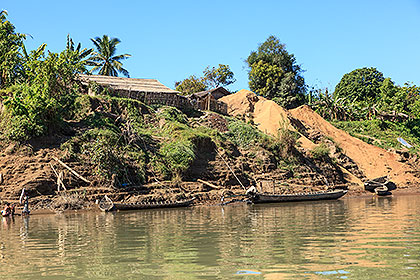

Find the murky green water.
xmin=1 ymin=195 xmax=420 ymax=279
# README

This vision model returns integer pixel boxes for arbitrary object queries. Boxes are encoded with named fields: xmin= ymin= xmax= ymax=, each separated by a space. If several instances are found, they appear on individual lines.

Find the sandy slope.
xmin=221 ymin=90 xmax=419 ymax=188
xmin=289 ymin=105 xmax=419 ymax=187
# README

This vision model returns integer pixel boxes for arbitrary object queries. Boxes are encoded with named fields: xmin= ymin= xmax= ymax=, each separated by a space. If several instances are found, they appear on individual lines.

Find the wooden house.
xmin=188 ymin=87 xmax=229 ymax=114
xmin=78 ymin=74 xmax=190 ymax=109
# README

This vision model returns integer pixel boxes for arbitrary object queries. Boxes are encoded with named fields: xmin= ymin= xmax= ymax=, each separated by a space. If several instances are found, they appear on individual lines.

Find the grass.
xmin=332 ymin=119 xmax=420 ymax=153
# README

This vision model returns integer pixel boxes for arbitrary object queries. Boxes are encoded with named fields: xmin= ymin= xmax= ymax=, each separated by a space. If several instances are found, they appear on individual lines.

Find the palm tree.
xmin=89 ymin=35 xmax=131 ymax=77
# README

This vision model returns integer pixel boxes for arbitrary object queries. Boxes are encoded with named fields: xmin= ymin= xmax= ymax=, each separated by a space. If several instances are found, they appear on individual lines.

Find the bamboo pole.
xmin=52 ymin=157 xmax=91 ymax=184
xmin=197 ymin=179 xmax=220 ymax=190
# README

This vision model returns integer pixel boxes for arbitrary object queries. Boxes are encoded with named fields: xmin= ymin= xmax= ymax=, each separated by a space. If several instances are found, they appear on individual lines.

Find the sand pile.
xmin=289 ymin=105 xmax=419 ymax=187
xmin=220 ymin=90 xmax=291 ymax=135
xmin=220 ymin=90 xmax=419 ymax=188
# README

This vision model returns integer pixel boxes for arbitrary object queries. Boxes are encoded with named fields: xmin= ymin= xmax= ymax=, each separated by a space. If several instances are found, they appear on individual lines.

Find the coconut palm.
xmin=89 ymin=35 xmax=131 ymax=77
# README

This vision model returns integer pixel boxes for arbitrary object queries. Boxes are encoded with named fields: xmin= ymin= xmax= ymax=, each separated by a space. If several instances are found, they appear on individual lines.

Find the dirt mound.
xmin=220 ymin=89 xmax=258 ymax=116
xmin=289 ymin=105 xmax=420 ymax=188
xmin=220 ymin=90 xmax=291 ymax=135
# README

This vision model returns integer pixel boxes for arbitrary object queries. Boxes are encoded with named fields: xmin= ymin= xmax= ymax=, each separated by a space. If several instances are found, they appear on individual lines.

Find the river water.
xmin=1 ymin=195 xmax=420 ymax=279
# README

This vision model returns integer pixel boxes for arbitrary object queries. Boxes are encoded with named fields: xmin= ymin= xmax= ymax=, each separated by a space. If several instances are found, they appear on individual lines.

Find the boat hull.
xmin=249 ymin=189 xmax=347 ymax=204
xmin=99 ymin=197 xmax=195 ymax=212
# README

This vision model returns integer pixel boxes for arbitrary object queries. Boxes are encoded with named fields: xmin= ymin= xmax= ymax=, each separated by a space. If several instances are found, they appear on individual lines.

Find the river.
xmin=1 ymin=194 xmax=420 ymax=279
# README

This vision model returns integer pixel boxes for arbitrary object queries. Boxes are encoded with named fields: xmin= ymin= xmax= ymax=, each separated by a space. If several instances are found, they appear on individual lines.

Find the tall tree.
xmin=246 ymin=35 xmax=306 ymax=109
xmin=90 ymin=35 xmax=131 ymax=77
xmin=334 ymin=67 xmax=385 ymax=103
xmin=0 ymin=10 xmax=26 ymax=88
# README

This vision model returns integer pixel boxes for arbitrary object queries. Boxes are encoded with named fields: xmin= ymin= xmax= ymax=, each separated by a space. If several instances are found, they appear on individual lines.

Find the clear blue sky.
xmin=3 ymin=0 xmax=420 ymax=92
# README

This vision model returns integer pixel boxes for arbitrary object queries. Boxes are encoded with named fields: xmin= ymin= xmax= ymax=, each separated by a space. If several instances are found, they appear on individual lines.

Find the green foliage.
xmin=64 ymin=34 xmax=93 ymax=72
xmin=377 ymin=80 xmax=420 ymax=118
xmin=90 ymin=35 xmax=131 ymax=77
xmin=203 ymin=64 xmax=236 ymax=88
xmin=246 ymin=35 xmax=305 ymax=109
xmin=159 ymin=139 xmax=195 ymax=178
xmin=332 ymin=119 xmax=420 ymax=152
xmin=0 ymin=10 xmax=26 ymax=88
xmin=311 ymin=88 xmax=355 ymax=121
xmin=175 ymin=75 xmax=207 ymax=95
xmin=1 ymin=44 xmax=86 ymax=141
xmin=226 ymin=119 xmax=263 ymax=148
xmin=156 ymin=106 xmax=188 ymax=124
xmin=175 ymin=64 xmax=236 ymax=94
xmin=310 ymin=143 xmax=330 ymax=159
xmin=334 ymin=67 xmax=385 ymax=103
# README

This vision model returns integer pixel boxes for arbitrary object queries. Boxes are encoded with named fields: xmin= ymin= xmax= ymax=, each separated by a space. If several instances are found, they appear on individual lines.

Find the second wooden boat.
xmin=248 ymin=189 xmax=347 ymax=204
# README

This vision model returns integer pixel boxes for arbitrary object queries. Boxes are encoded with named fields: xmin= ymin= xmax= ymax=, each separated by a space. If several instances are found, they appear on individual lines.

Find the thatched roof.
xmin=78 ymin=74 xmax=179 ymax=94
xmin=193 ymin=87 xmax=230 ymax=99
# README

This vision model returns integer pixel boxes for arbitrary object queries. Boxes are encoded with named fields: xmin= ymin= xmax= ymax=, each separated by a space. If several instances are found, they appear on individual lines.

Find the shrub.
xmin=310 ymin=143 xmax=330 ymax=159
xmin=226 ymin=119 xmax=262 ymax=148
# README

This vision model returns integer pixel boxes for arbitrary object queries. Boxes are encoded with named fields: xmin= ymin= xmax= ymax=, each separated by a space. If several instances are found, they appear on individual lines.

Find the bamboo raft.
xmin=248 ymin=189 xmax=348 ymax=204
xmin=98 ymin=196 xmax=195 ymax=212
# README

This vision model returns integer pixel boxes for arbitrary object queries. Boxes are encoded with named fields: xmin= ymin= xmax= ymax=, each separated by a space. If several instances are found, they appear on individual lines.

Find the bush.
xmin=226 ymin=119 xmax=262 ymax=148
xmin=159 ymin=139 xmax=195 ymax=178
xmin=310 ymin=143 xmax=330 ymax=159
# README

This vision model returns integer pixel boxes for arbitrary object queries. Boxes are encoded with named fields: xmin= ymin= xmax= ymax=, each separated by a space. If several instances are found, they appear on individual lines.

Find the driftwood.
xmin=198 ymin=179 xmax=221 ymax=190
xmin=0 ymin=173 xmax=3 ymax=185
xmin=52 ymin=157 xmax=91 ymax=184
xmin=49 ymin=163 xmax=67 ymax=191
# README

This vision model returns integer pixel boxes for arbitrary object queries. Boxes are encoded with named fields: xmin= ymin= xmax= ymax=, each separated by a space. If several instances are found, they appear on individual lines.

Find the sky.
xmin=2 ymin=0 xmax=420 ymax=92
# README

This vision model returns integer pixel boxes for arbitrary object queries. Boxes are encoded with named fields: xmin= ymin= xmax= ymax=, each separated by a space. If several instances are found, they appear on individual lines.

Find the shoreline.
xmin=8 ymin=185 xmax=419 ymax=216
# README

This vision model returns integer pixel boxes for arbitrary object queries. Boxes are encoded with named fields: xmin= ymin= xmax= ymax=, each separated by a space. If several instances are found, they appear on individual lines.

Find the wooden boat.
xmin=98 ymin=196 xmax=195 ymax=212
xmin=364 ymin=176 xmax=396 ymax=195
xmin=248 ymin=189 xmax=348 ymax=204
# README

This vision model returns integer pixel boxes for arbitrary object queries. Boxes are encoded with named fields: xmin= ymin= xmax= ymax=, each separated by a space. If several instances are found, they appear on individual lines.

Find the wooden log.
xmin=197 ymin=179 xmax=221 ymax=190
xmin=52 ymin=157 xmax=91 ymax=184
xmin=0 ymin=173 xmax=3 ymax=185
xmin=49 ymin=163 xmax=67 ymax=191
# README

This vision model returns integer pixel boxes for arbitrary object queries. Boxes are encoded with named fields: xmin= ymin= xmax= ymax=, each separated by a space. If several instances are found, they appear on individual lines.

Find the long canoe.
xmin=99 ymin=196 xmax=195 ymax=212
xmin=248 ymin=189 xmax=347 ymax=204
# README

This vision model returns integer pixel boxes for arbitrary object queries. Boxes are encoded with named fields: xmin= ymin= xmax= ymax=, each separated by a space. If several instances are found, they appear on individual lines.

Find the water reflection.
xmin=0 ymin=195 xmax=419 ymax=279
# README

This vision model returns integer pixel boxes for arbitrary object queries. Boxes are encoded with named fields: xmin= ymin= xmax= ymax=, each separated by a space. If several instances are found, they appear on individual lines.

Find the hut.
xmin=188 ymin=87 xmax=229 ymax=114
xmin=78 ymin=74 xmax=190 ymax=109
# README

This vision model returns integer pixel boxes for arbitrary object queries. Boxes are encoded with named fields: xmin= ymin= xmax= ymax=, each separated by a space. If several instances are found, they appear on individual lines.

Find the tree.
xmin=175 ymin=75 xmax=207 ymax=95
xmin=246 ymin=35 xmax=306 ymax=109
xmin=0 ymin=10 xmax=26 ymax=88
xmin=64 ymin=34 xmax=93 ymax=73
xmin=334 ymin=67 xmax=385 ymax=103
xmin=89 ymin=35 xmax=131 ymax=77
xmin=203 ymin=64 xmax=235 ymax=88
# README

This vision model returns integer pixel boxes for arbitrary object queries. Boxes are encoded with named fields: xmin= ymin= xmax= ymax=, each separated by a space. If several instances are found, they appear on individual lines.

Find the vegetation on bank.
xmin=0 ymin=9 xmax=419 ymax=196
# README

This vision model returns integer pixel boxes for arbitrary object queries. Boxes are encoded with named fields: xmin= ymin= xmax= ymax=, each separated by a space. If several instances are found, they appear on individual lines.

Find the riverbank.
xmin=1 ymin=90 xmax=419 ymax=212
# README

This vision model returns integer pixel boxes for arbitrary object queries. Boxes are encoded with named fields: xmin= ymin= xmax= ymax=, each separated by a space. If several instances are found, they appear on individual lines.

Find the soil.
xmin=1 ymin=90 xmax=419 ymax=212
xmin=221 ymin=90 xmax=420 ymax=192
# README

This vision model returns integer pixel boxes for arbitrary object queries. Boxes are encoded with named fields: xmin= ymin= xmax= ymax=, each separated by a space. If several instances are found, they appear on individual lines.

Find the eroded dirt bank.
xmin=1 ymin=90 xmax=419 ymax=212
